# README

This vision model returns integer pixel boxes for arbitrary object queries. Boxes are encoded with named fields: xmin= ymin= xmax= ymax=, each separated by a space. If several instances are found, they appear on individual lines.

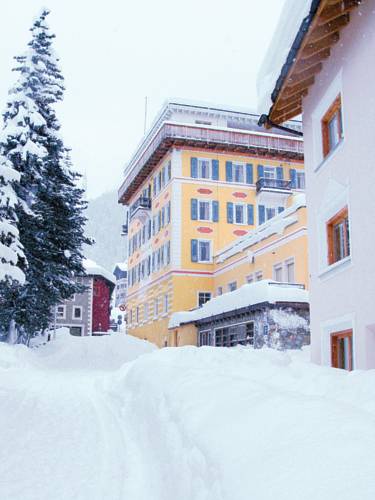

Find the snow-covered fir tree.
xmin=0 ymin=9 xmax=90 ymax=343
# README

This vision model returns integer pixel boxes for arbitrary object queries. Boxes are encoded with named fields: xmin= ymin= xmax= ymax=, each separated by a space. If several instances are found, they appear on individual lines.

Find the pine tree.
xmin=0 ymin=9 xmax=91 ymax=342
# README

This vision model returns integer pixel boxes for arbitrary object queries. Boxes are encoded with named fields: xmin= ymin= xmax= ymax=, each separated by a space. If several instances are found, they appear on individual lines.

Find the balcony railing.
xmin=119 ymin=122 xmax=304 ymax=203
xmin=256 ymin=178 xmax=292 ymax=193
xmin=129 ymin=196 xmax=151 ymax=220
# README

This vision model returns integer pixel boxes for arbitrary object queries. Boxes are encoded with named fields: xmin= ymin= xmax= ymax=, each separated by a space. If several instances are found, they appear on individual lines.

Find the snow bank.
xmin=31 ymin=329 xmax=156 ymax=371
xmin=169 ymin=280 xmax=309 ymax=328
xmin=257 ymin=0 xmax=312 ymax=113
xmin=112 ymin=346 xmax=375 ymax=500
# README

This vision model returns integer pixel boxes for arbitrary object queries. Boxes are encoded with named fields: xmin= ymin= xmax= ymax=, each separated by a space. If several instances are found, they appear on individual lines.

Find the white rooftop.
xmin=83 ymin=258 xmax=116 ymax=285
xmin=169 ymin=280 xmax=309 ymax=328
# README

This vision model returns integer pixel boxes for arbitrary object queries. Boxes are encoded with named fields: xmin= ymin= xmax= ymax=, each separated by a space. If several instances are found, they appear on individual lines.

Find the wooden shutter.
xmin=212 ymin=159 xmax=219 ymax=180
xmin=247 ymin=204 xmax=254 ymax=225
xmin=212 ymin=201 xmax=219 ymax=222
xmin=227 ymin=202 xmax=234 ymax=224
xmin=191 ymin=157 xmax=198 ymax=178
xmin=226 ymin=161 xmax=233 ymax=182
xmin=191 ymin=239 xmax=198 ymax=262
xmin=191 ymin=199 xmax=198 ymax=220
xmin=276 ymin=167 xmax=284 ymax=180
xmin=258 ymin=205 xmax=265 ymax=225
xmin=246 ymin=164 xmax=253 ymax=184
xmin=257 ymin=164 xmax=264 ymax=180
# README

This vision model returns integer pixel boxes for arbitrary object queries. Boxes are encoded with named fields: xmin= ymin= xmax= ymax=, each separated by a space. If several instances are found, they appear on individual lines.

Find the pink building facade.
xmin=259 ymin=0 xmax=375 ymax=369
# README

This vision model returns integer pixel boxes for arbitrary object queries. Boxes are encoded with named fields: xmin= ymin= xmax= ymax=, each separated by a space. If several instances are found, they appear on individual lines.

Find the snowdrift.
xmin=112 ymin=346 xmax=375 ymax=500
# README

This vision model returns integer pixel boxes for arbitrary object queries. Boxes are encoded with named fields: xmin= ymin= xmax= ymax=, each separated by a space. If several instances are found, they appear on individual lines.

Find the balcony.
xmin=256 ymin=178 xmax=292 ymax=194
xmin=129 ymin=196 xmax=151 ymax=222
xmin=118 ymin=122 xmax=304 ymax=204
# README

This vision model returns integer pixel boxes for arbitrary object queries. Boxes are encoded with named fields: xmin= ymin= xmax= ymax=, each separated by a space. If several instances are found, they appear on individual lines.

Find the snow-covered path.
xmin=1 ymin=332 xmax=375 ymax=500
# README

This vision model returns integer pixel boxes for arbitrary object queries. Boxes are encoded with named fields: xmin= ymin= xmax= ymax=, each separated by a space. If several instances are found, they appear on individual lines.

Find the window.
xmin=136 ymin=306 xmax=140 ymax=323
xmin=255 ymin=271 xmax=263 ymax=281
xmin=286 ymin=259 xmax=295 ymax=283
xmin=199 ymin=330 xmax=212 ymax=346
xmin=273 ymin=264 xmax=283 ymax=282
xmin=198 ymin=292 xmax=212 ymax=307
xmin=164 ymin=294 xmax=169 ymax=313
xmin=56 ymin=305 xmax=66 ymax=319
xmin=233 ymin=163 xmax=244 ymax=183
xmin=327 ymin=207 xmax=350 ymax=265
xmin=198 ymin=158 xmax=211 ymax=179
xmin=296 ymin=171 xmax=305 ymax=189
xmin=154 ymin=298 xmax=159 ymax=318
xmin=191 ymin=239 xmax=212 ymax=263
xmin=217 ymin=286 xmax=223 ymax=296
xmin=73 ymin=306 xmax=82 ymax=320
xmin=228 ymin=281 xmax=237 ymax=292
xmin=322 ymin=95 xmax=343 ymax=157
xmin=234 ymin=203 xmax=245 ymax=224
xmin=144 ymin=303 xmax=149 ymax=322
xmin=246 ymin=274 xmax=254 ymax=284
xmin=263 ymin=166 xmax=276 ymax=179
xmin=198 ymin=200 xmax=211 ymax=221
xmin=331 ymin=330 xmax=353 ymax=371
xmin=70 ymin=326 xmax=82 ymax=336
xmin=266 ymin=207 xmax=277 ymax=221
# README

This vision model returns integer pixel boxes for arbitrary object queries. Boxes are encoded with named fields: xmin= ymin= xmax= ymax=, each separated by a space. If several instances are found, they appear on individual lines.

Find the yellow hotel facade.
xmin=118 ymin=101 xmax=306 ymax=347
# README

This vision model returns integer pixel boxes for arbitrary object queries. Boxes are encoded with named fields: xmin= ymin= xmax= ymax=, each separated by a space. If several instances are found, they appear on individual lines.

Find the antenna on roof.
xmin=144 ymin=96 xmax=148 ymax=135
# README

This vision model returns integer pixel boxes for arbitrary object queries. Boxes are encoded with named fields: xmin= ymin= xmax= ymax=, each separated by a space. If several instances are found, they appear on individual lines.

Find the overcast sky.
xmin=0 ymin=0 xmax=286 ymax=199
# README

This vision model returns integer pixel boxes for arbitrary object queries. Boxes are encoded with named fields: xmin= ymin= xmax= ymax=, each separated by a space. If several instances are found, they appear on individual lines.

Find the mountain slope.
xmin=84 ymin=190 xmax=126 ymax=272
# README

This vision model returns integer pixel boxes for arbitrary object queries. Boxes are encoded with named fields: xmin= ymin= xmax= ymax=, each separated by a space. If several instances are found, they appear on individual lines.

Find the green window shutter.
xmin=191 ymin=199 xmax=198 ymax=220
xmin=191 ymin=157 xmax=198 ymax=178
xmin=227 ymin=202 xmax=234 ymax=224
xmin=246 ymin=164 xmax=253 ymax=184
xmin=191 ymin=239 xmax=198 ymax=262
xmin=212 ymin=159 xmax=219 ymax=180
xmin=247 ymin=204 xmax=254 ymax=225
xmin=226 ymin=161 xmax=233 ymax=182
xmin=257 ymin=164 xmax=264 ymax=180
xmin=212 ymin=201 xmax=219 ymax=222
xmin=258 ymin=205 xmax=265 ymax=225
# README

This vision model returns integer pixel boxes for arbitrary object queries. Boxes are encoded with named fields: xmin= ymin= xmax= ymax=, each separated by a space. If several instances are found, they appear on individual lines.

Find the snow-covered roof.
xmin=113 ymin=262 xmax=128 ymax=272
xmin=83 ymin=259 xmax=116 ymax=285
xmin=169 ymin=280 xmax=309 ymax=328
xmin=257 ymin=0 xmax=312 ymax=113
xmin=216 ymin=193 xmax=306 ymax=263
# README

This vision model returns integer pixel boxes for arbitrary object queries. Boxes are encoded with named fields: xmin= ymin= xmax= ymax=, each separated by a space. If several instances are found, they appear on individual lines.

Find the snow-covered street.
xmin=1 ymin=332 xmax=375 ymax=500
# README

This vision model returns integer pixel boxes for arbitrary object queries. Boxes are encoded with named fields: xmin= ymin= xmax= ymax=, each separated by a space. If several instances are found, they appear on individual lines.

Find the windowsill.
xmin=315 ymin=139 xmax=344 ymax=173
xmin=318 ymin=255 xmax=352 ymax=280
xmin=197 ymin=260 xmax=213 ymax=264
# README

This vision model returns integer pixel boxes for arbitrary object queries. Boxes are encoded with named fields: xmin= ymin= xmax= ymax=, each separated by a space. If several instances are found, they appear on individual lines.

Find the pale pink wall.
xmin=302 ymin=2 xmax=375 ymax=369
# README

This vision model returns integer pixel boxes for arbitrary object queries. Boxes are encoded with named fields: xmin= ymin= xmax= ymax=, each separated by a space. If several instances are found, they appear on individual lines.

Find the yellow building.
xmin=118 ymin=100 xmax=306 ymax=347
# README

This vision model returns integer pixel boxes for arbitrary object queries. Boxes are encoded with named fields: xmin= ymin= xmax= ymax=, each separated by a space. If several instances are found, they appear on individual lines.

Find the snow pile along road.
xmin=112 ymin=346 xmax=375 ymax=500
xmin=1 ymin=335 xmax=375 ymax=500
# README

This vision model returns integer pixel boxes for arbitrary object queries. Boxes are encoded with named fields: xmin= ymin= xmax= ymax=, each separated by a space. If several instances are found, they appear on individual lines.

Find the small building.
xmin=169 ymin=280 xmax=309 ymax=349
xmin=54 ymin=259 xmax=115 ymax=336
xmin=258 ymin=0 xmax=373 ymax=370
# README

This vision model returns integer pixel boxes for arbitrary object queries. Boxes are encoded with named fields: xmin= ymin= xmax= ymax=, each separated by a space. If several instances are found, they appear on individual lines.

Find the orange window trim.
xmin=321 ymin=94 xmax=343 ymax=157
xmin=331 ymin=329 xmax=353 ymax=371
xmin=326 ymin=206 xmax=349 ymax=265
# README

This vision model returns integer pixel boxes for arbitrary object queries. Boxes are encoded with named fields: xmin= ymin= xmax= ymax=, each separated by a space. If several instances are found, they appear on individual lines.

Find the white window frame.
xmin=234 ymin=203 xmax=246 ymax=225
xmin=164 ymin=294 xmax=169 ymax=314
xmin=56 ymin=305 xmax=66 ymax=319
xmin=263 ymin=166 xmax=276 ymax=179
xmin=144 ymin=302 xmax=149 ymax=322
xmin=73 ymin=306 xmax=83 ymax=320
xmin=285 ymin=258 xmax=295 ymax=283
xmin=255 ymin=271 xmax=263 ymax=281
xmin=197 ymin=291 xmax=212 ymax=308
xmin=217 ymin=286 xmax=223 ymax=296
xmin=233 ymin=162 xmax=245 ymax=183
xmin=197 ymin=199 xmax=212 ymax=222
xmin=273 ymin=262 xmax=283 ymax=282
xmin=228 ymin=281 xmax=237 ymax=292
xmin=197 ymin=239 xmax=212 ymax=263
xmin=246 ymin=274 xmax=254 ymax=284
xmin=198 ymin=158 xmax=211 ymax=179
xmin=296 ymin=171 xmax=305 ymax=190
